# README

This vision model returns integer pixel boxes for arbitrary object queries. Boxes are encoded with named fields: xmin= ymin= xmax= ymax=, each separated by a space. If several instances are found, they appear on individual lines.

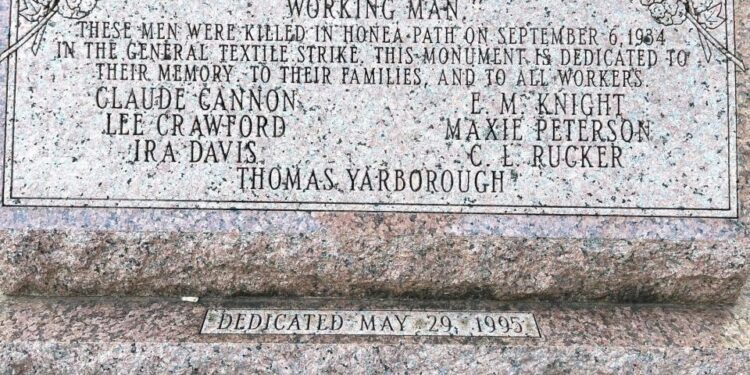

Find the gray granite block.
xmin=0 ymin=0 xmax=748 ymax=303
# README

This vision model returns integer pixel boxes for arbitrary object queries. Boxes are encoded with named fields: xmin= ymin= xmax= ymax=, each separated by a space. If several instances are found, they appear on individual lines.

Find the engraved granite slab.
xmin=0 ymin=0 xmax=740 ymax=217
xmin=0 ymin=0 xmax=748 ymax=302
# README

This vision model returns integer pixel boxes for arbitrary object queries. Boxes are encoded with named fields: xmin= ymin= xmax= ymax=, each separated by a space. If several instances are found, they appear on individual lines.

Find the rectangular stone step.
xmin=1 ymin=228 xmax=748 ymax=303
xmin=1 ymin=295 xmax=749 ymax=373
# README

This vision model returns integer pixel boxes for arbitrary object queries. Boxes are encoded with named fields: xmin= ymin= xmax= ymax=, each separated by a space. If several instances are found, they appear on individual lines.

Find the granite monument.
xmin=0 ymin=0 xmax=749 ymax=372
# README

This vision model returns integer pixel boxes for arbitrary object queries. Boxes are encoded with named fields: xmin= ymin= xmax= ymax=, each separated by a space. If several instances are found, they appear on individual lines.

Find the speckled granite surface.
xmin=0 ymin=1 xmax=748 ymax=372
xmin=2 ymin=230 xmax=748 ymax=303
xmin=0 ymin=0 xmax=748 ymax=303
xmin=1 ymin=293 xmax=749 ymax=373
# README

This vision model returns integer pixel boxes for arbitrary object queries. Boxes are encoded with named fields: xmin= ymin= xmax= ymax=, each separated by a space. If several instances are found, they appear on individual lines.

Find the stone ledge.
xmin=2 ymin=343 xmax=748 ymax=374
xmin=1 ymin=230 xmax=747 ymax=303
xmin=1 ymin=295 xmax=749 ymax=373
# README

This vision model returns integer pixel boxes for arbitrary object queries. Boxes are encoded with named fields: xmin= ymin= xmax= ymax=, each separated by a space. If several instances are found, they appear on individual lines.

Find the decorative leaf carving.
xmin=1 ymin=0 xmax=99 ymax=60
xmin=697 ymin=3 xmax=725 ymax=29
xmin=19 ymin=0 xmax=54 ymax=22
xmin=641 ymin=0 xmax=745 ymax=71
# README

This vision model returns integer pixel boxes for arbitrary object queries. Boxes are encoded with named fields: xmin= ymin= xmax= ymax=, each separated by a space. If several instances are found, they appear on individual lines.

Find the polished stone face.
xmin=0 ymin=0 xmax=740 ymax=217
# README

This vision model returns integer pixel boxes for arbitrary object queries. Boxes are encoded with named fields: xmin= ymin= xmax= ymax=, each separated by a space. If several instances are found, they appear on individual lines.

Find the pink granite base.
xmin=1 ymin=229 xmax=748 ymax=303
xmin=1 ymin=294 xmax=749 ymax=373
xmin=3 ymin=343 xmax=749 ymax=374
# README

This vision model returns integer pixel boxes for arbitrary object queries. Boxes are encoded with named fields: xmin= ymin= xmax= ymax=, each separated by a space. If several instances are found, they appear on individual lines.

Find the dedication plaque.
xmin=2 ymin=0 xmax=739 ymax=216
xmin=202 ymin=309 xmax=541 ymax=338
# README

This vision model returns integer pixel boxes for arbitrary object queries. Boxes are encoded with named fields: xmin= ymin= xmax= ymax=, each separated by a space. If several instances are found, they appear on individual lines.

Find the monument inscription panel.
xmin=2 ymin=0 xmax=739 ymax=216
